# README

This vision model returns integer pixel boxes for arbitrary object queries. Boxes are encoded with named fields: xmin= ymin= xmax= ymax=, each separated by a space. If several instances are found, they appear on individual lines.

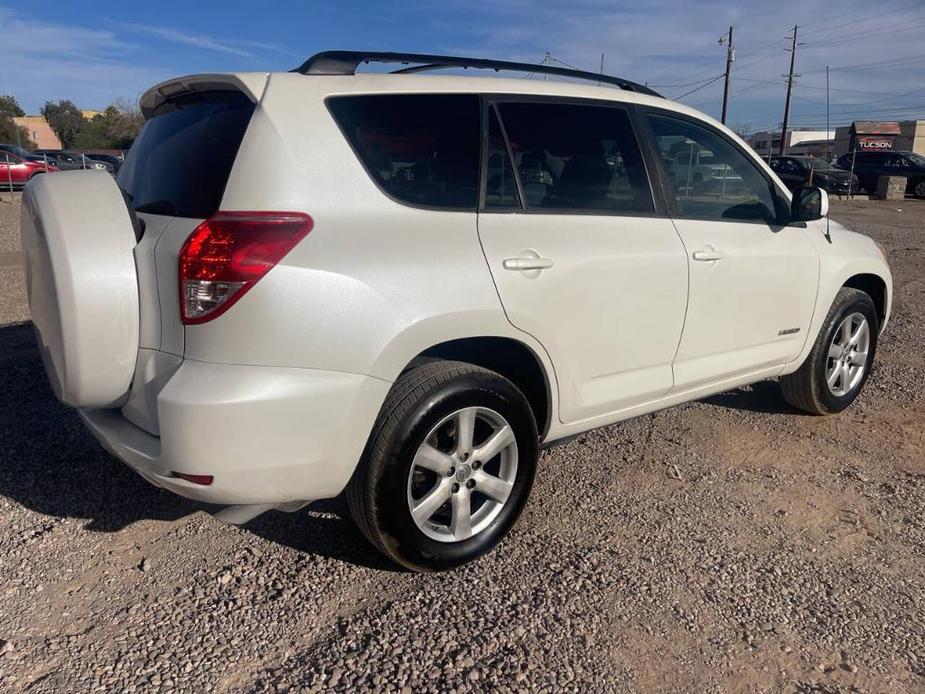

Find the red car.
xmin=0 ymin=152 xmax=57 ymax=188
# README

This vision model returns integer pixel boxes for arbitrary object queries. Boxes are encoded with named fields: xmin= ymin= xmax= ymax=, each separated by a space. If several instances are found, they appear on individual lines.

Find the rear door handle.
xmin=503 ymin=256 xmax=554 ymax=271
xmin=692 ymin=248 xmax=726 ymax=262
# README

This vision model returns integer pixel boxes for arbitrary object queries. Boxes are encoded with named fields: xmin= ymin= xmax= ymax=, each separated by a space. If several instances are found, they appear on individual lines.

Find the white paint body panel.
xmin=21 ymin=70 xmax=892 ymax=508
xmin=669 ymin=218 xmax=819 ymax=390
xmin=477 ymin=213 xmax=687 ymax=422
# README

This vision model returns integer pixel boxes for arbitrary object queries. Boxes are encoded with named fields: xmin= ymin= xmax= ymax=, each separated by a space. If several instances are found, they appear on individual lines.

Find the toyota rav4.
xmin=19 ymin=52 xmax=892 ymax=571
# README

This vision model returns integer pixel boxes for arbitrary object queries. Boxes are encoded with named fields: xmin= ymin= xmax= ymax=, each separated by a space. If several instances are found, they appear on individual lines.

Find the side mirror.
xmin=791 ymin=186 xmax=828 ymax=222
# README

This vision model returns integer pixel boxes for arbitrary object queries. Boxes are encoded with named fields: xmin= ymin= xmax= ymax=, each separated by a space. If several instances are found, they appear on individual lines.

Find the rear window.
xmin=327 ymin=94 xmax=480 ymax=210
xmin=118 ymin=90 xmax=254 ymax=218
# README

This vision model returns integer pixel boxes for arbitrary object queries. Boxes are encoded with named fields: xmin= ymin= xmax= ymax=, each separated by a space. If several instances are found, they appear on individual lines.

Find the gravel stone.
xmin=0 ymin=194 xmax=923 ymax=691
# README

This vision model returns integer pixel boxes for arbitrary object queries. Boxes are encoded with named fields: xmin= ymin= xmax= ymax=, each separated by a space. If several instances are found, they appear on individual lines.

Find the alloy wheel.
xmin=825 ymin=312 xmax=870 ymax=397
xmin=406 ymin=406 xmax=518 ymax=543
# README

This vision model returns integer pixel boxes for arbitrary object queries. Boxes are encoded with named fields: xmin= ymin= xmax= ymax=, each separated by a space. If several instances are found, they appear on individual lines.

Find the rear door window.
xmin=489 ymin=100 xmax=653 ymax=213
xmin=118 ymin=90 xmax=255 ymax=218
xmin=327 ymin=94 xmax=480 ymax=210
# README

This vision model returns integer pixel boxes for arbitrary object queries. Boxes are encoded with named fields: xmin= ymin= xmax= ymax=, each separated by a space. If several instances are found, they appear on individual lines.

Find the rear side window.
xmin=328 ymin=94 xmax=480 ymax=210
xmin=489 ymin=101 xmax=652 ymax=213
xmin=118 ymin=90 xmax=255 ymax=218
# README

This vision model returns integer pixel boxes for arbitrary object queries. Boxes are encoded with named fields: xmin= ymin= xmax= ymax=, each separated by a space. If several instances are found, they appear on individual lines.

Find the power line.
xmin=649 ymin=75 xmax=728 ymax=88
xmin=791 ymin=86 xmax=925 ymax=112
xmin=798 ymin=1 xmax=923 ymax=38
xmin=802 ymin=54 xmax=925 ymax=74
xmin=802 ymin=17 xmax=925 ymax=48
xmin=675 ymin=74 xmax=726 ymax=99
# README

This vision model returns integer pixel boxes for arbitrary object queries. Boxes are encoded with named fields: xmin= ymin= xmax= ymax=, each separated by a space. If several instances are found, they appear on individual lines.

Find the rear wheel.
xmin=780 ymin=287 xmax=878 ymax=415
xmin=347 ymin=360 xmax=538 ymax=571
xmin=913 ymin=179 xmax=925 ymax=199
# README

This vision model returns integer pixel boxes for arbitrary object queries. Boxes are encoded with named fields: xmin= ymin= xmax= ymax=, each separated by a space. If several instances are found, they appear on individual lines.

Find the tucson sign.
xmin=851 ymin=122 xmax=901 ymax=151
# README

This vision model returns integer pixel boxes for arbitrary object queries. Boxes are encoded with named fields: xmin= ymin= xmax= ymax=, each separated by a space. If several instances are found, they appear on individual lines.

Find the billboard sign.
xmin=857 ymin=135 xmax=895 ymax=150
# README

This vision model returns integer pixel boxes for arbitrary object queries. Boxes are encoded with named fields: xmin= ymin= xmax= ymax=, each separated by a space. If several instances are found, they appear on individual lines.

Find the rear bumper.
xmin=79 ymin=359 xmax=391 ymax=505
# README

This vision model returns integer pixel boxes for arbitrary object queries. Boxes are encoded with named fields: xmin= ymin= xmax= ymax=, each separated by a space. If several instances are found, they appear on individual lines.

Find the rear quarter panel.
xmin=189 ymin=74 xmax=557 ymax=390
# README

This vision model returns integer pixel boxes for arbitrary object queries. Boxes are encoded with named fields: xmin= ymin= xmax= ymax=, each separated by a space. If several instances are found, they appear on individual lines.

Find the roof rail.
xmin=291 ymin=51 xmax=663 ymax=98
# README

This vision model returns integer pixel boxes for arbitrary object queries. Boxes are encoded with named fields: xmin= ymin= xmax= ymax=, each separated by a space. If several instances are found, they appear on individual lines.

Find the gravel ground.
xmin=0 ymin=193 xmax=923 ymax=692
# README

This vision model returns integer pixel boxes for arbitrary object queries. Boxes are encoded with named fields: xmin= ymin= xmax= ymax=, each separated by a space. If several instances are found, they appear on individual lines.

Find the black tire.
xmin=913 ymin=179 xmax=925 ymax=199
xmin=780 ymin=287 xmax=878 ymax=415
xmin=347 ymin=360 xmax=538 ymax=571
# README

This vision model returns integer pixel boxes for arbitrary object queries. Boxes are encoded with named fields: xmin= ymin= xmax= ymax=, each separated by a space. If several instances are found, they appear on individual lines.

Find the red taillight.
xmin=170 ymin=471 xmax=214 ymax=486
xmin=178 ymin=211 xmax=312 ymax=324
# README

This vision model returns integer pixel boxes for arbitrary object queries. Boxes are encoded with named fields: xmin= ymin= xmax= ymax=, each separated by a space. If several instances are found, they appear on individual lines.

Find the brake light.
xmin=178 ymin=211 xmax=312 ymax=324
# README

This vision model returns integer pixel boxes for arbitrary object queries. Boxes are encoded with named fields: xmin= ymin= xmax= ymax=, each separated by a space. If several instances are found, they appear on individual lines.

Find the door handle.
xmin=503 ymin=256 xmax=554 ymax=271
xmin=692 ymin=248 xmax=726 ymax=262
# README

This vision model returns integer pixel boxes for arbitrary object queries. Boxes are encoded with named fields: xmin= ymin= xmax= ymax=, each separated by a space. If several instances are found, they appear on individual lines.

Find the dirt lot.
xmin=0 ymin=193 xmax=923 ymax=692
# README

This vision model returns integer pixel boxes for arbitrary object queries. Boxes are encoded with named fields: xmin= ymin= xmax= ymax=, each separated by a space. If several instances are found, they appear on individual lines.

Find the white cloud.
xmin=115 ymin=21 xmax=256 ymax=58
xmin=436 ymin=0 xmax=925 ymax=128
xmin=0 ymin=9 xmax=169 ymax=112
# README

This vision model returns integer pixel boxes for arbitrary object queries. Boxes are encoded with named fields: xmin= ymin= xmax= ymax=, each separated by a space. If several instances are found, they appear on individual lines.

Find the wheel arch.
xmin=842 ymin=273 xmax=887 ymax=331
xmin=411 ymin=336 xmax=553 ymax=439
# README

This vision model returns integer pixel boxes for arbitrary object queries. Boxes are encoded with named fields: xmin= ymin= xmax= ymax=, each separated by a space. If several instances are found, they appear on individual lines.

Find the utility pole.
xmin=825 ymin=65 xmax=831 ymax=162
xmin=720 ymin=26 xmax=734 ymax=124
xmin=779 ymin=25 xmax=799 ymax=155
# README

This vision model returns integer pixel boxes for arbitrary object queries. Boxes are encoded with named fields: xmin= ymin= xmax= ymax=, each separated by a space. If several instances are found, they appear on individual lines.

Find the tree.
xmin=41 ymin=100 xmax=85 ymax=149
xmin=0 ymin=94 xmax=32 ymax=149
xmin=73 ymin=102 xmax=143 ymax=150
xmin=731 ymin=121 xmax=754 ymax=140
xmin=0 ymin=116 xmax=34 ymax=149
xmin=0 ymin=95 xmax=25 ymax=118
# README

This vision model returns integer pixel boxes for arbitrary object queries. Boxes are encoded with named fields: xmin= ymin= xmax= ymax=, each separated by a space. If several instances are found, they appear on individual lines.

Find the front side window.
xmin=647 ymin=113 xmax=778 ymax=223
xmin=490 ymin=101 xmax=653 ymax=213
xmin=328 ymin=94 xmax=480 ymax=210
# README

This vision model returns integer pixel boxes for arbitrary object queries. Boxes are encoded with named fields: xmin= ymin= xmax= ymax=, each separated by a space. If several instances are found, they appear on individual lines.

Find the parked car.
xmin=85 ymin=152 xmax=123 ymax=174
xmin=33 ymin=150 xmax=114 ymax=173
xmin=34 ymin=150 xmax=79 ymax=171
xmin=770 ymin=156 xmax=858 ymax=195
xmin=19 ymin=51 xmax=893 ymax=571
xmin=668 ymin=146 xmax=744 ymax=194
xmin=0 ymin=143 xmax=47 ymax=163
xmin=835 ymin=150 xmax=925 ymax=197
xmin=0 ymin=152 xmax=56 ymax=187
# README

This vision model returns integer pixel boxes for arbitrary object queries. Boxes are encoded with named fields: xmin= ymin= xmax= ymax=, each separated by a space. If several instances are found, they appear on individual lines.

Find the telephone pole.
xmin=720 ymin=26 xmax=734 ymax=124
xmin=779 ymin=25 xmax=799 ymax=155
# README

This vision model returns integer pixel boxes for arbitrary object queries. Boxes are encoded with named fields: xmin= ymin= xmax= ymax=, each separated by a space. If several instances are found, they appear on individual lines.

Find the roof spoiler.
xmin=291 ymin=51 xmax=662 ymax=98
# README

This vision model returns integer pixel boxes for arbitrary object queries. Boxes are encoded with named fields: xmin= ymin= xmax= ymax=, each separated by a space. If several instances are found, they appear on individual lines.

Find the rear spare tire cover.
xmin=20 ymin=171 xmax=139 ymax=408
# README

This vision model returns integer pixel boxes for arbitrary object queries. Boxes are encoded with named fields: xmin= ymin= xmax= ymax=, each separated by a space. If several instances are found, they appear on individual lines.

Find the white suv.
xmin=20 ymin=52 xmax=892 ymax=571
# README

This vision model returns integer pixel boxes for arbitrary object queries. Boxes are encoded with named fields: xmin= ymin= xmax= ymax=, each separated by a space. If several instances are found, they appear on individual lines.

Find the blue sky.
xmin=2 ymin=0 xmax=925 ymax=133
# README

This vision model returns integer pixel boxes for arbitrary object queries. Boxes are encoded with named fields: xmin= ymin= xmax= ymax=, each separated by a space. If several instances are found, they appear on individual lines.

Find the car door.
xmin=477 ymin=98 xmax=688 ymax=424
xmin=641 ymin=110 xmax=820 ymax=391
xmin=0 ymin=153 xmax=25 ymax=185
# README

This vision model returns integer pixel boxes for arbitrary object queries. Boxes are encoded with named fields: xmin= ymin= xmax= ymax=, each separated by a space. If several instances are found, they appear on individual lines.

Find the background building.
xmin=11 ymin=116 xmax=62 ymax=149
xmin=747 ymin=129 xmax=835 ymax=160
xmin=833 ymin=121 xmax=925 ymax=157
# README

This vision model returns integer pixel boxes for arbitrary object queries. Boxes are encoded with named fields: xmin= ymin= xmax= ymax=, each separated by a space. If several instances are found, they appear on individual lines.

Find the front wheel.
xmin=780 ymin=287 xmax=878 ymax=415
xmin=347 ymin=360 xmax=538 ymax=571
xmin=913 ymin=179 xmax=925 ymax=199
